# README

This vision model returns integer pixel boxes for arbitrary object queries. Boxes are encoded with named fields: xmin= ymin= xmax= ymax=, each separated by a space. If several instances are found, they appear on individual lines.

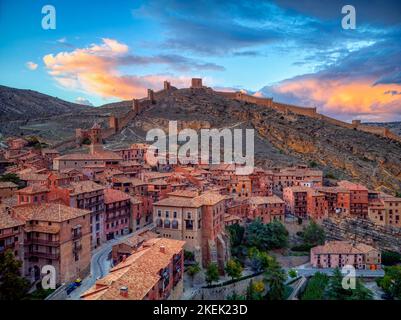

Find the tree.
xmin=246 ymin=280 xmax=264 ymax=300
xmin=302 ymin=272 xmax=329 ymax=300
xmin=265 ymin=220 xmax=289 ymax=249
xmin=0 ymin=173 xmax=23 ymax=188
xmin=226 ymin=292 xmax=246 ymax=300
xmin=244 ymin=219 xmax=288 ymax=251
xmin=225 ymin=259 xmax=243 ymax=280
xmin=187 ymin=263 xmax=201 ymax=278
xmin=324 ymin=267 xmax=350 ymax=300
xmin=348 ymin=280 xmax=373 ymax=300
xmin=381 ymin=251 xmax=401 ymax=266
xmin=0 ymin=250 xmax=30 ymax=300
xmin=264 ymin=258 xmax=286 ymax=300
xmin=248 ymin=247 xmax=274 ymax=272
xmin=377 ymin=266 xmax=401 ymax=299
xmin=301 ymin=221 xmax=325 ymax=247
xmin=184 ymin=250 xmax=194 ymax=262
xmin=226 ymin=224 xmax=245 ymax=248
xmin=288 ymin=269 xmax=297 ymax=279
xmin=205 ymin=263 xmax=219 ymax=285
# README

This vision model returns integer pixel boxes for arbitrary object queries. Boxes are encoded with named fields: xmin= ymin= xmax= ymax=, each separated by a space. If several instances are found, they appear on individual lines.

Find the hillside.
xmin=0 ymin=85 xmax=91 ymax=121
xmin=1 ymin=86 xmax=401 ymax=193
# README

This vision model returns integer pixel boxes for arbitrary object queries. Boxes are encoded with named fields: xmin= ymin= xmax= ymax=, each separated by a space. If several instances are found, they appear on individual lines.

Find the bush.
xmin=302 ymin=272 xmax=329 ymax=300
xmin=187 ymin=263 xmax=201 ymax=277
xmin=288 ymin=269 xmax=298 ymax=278
xmin=381 ymin=251 xmax=401 ymax=266
xmin=184 ymin=250 xmax=194 ymax=261
xmin=291 ymin=244 xmax=313 ymax=252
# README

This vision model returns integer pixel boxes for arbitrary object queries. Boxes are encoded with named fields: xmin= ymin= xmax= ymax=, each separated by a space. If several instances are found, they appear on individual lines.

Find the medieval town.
xmin=1 ymin=78 xmax=400 ymax=301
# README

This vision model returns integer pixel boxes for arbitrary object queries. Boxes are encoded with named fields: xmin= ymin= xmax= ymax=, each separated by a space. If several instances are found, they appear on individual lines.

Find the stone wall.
xmin=323 ymin=216 xmax=401 ymax=252
xmin=215 ymin=90 xmax=401 ymax=144
xmin=188 ymin=273 xmax=265 ymax=300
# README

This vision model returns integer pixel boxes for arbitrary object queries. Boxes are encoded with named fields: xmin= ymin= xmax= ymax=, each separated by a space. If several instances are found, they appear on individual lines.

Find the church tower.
xmin=89 ymin=122 xmax=103 ymax=154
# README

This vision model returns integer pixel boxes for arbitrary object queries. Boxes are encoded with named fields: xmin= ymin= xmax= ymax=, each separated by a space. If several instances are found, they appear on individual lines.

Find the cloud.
xmin=26 ymin=61 xmax=38 ymax=71
xmin=43 ymin=38 xmax=217 ymax=99
xmin=134 ymin=0 xmax=388 ymax=57
xmin=75 ymin=97 xmax=93 ymax=106
xmin=259 ymin=39 xmax=401 ymax=122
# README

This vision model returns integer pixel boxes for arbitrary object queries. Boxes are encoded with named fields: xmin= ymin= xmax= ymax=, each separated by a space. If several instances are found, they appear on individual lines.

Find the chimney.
xmin=120 ymin=286 xmax=128 ymax=298
xmin=160 ymin=245 xmax=166 ymax=253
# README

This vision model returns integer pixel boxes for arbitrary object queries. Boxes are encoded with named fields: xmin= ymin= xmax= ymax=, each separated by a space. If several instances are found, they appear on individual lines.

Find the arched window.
xmin=156 ymin=218 xmax=163 ymax=228
xmin=164 ymin=219 xmax=171 ymax=228
xmin=172 ymin=220 xmax=178 ymax=229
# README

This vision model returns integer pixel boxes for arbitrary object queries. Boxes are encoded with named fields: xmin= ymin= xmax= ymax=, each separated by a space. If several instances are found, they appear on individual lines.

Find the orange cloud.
xmin=43 ymin=38 xmax=190 ymax=100
xmin=272 ymin=77 xmax=401 ymax=121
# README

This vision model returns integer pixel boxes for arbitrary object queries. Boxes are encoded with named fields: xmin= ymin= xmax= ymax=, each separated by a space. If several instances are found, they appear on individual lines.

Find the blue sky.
xmin=1 ymin=0 xmax=401 ymax=121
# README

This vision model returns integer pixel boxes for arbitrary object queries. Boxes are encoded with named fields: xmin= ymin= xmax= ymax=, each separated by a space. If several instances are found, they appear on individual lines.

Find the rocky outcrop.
xmin=323 ymin=217 xmax=401 ymax=253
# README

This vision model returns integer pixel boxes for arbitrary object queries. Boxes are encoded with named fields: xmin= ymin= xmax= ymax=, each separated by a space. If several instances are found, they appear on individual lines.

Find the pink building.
xmin=104 ymin=188 xmax=131 ymax=240
xmin=311 ymin=241 xmax=381 ymax=270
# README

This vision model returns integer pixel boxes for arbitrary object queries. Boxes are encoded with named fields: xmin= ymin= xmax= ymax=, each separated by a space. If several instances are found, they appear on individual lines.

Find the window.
xmin=158 ymin=210 xmax=162 ymax=217
xmin=164 ymin=219 xmax=171 ymax=228
xmin=165 ymin=211 xmax=170 ymax=218
xmin=172 ymin=220 xmax=178 ymax=229
xmin=173 ymin=211 xmax=177 ymax=218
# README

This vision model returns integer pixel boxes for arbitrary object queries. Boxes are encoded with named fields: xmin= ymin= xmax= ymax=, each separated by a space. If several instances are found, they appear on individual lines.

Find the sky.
xmin=0 ymin=0 xmax=400 ymax=122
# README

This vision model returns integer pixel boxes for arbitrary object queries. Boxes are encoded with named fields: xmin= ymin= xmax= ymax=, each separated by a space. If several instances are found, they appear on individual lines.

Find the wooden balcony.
xmin=25 ymin=238 xmax=60 ymax=247
xmin=26 ymin=251 xmax=60 ymax=260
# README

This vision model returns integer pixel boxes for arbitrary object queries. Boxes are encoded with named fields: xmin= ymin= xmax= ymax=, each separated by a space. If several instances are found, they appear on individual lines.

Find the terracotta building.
xmin=248 ymin=195 xmax=285 ymax=223
xmin=49 ymin=180 xmax=106 ymax=249
xmin=103 ymin=188 xmax=131 ymax=240
xmin=368 ymin=194 xmax=401 ymax=227
xmin=337 ymin=181 xmax=368 ymax=218
xmin=283 ymin=186 xmax=309 ymax=218
xmin=311 ymin=240 xmax=381 ymax=270
xmin=0 ymin=181 xmax=18 ymax=201
xmin=0 ymin=204 xmax=25 ymax=264
xmin=13 ymin=203 xmax=91 ymax=284
xmin=81 ymin=238 xmax=185 ymax=300
xmin=153 ymin=191 xmax=230 ymax=271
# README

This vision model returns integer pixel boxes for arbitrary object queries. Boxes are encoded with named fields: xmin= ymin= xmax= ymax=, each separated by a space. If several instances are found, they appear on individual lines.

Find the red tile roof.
xmin=104 ymin=188 xmax=130 ymax=204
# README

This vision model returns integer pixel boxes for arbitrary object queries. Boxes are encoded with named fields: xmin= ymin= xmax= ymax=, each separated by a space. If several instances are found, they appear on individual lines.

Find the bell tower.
xmin=89 ymin=122 xmax=103 ymax=154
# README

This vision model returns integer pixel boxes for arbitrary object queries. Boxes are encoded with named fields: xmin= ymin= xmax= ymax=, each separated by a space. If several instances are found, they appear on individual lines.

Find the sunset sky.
xmin=0 ymin=0 xmax=400 ymax=122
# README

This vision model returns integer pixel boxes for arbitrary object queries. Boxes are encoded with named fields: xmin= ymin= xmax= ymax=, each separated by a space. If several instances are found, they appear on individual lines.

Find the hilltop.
xmin=1 ymin=84 xmax=401 ymax=193
xmin=0 ymin=85 xmax=91 ymax=121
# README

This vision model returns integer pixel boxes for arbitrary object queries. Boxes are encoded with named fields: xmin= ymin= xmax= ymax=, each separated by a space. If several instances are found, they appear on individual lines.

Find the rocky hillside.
xmin=1 ymin=86 xmax=401 ymax=193
xmin=0 ymin=85 xmax=90 ymax=121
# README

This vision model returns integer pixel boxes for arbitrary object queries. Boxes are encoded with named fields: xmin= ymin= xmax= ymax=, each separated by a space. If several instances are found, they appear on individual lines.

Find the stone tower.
xmin=191 ymin=78 xmax=203 ymax=88
xmin=147 ymin=89 xmax=155 ymax=103
xmin=133 ymin=99 xmax=140 ymax=113
xmin=89 ymin=122 xmax=103 ymax=154
xmin=164 ymin=81 xmax=171 ymax=91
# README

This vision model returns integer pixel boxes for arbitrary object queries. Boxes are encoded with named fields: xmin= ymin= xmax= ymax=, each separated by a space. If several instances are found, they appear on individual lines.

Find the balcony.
xmin=105 ymin=214 xmax=130 ymax=223
xmin=26 ymin=251 xmax=60 ymax=260
xmin=25 ymin=238 xmax=60 ymax=247
xmin=72 ymin=232 xmax=82 ymax=240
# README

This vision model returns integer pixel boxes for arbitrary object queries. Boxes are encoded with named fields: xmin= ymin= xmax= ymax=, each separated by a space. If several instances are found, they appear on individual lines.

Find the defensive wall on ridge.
xmin=214 ymin=90 xmax=401 ymax=143
xmin=69 ymin=78 xmax=401 ymax=148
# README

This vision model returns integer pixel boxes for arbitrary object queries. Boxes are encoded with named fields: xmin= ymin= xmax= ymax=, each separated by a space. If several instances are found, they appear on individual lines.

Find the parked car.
xmin=65 ymin=278 xmax=82 ymax=295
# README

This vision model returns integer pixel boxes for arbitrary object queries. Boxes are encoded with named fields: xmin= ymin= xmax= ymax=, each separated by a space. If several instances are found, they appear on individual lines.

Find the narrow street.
xmin=66 ymin=224 xmax=154 ymax=300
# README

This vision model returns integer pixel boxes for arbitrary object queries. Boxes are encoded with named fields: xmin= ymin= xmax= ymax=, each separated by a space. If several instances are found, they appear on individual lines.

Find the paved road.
xmin=286 ymin=267 xmax=385 ymax=278
xmin=66 ymin=224 xmax=155 ymax=300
